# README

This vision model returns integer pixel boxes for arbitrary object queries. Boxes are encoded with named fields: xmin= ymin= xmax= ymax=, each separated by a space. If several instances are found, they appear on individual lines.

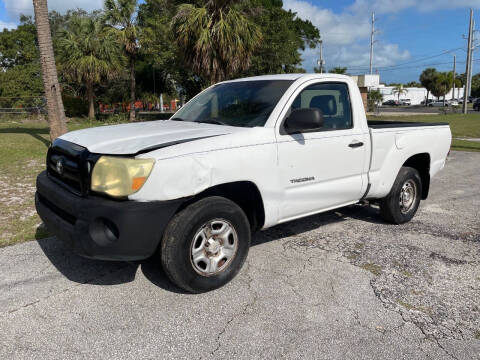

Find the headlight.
xmin=91 ymin=156 xmax=155 ymax=197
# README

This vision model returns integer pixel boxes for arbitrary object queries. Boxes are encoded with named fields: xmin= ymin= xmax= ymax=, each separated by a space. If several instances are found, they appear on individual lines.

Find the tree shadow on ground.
xmin=0 ymin=127 xmax=51 ymax=147
xmin=35 ymin=203 xmax=387 ymax=293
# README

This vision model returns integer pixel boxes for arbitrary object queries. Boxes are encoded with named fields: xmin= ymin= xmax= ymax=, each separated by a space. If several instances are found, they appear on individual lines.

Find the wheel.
xmin=379 ymin=167 xmax=422 ymax=224
xmin=160 ymin=196 xmax=251 ymax=293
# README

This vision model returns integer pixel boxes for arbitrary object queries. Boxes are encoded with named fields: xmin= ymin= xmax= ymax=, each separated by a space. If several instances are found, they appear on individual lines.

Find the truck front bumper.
xmin=35 ymin=171 xmax=184 ymax=261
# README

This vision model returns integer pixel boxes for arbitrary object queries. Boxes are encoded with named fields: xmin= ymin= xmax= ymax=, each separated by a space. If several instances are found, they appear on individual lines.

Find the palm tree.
xmin=171 ymin=0 xmax=262 ymax=84
xmin=104 ymin=0 xmax=139 ymax=121
xmin=367 ymin=89 xmax=383 ymax=112
xmin=58 ymin=16 xmax=125 ymax=119
xmin=392 ymin=85 xmax=407 ymax=103
xmin=420 ymin=68 xmax=437 ymax=106
xmin=432 ymin=72 xmax=453 ymax=106
xmin=32 ymin=0 xmax=67 ymax=140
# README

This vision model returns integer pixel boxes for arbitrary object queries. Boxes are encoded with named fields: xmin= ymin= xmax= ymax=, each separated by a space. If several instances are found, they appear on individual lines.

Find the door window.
xmin=288 ymin=82 xmax=353 ymax=131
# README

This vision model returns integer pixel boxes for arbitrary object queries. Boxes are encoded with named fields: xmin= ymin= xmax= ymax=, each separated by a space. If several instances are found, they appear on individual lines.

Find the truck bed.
xmin=365 ymin=120 xmax=451 ymax=200
xmin=368 ymin=120 xmax=449 ymax=129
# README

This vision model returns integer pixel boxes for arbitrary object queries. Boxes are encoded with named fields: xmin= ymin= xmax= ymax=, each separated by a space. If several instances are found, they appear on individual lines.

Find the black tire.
xmin=379 ymin=167 xmax=422 ymax=224
xmin=160 ymin=196 xmax=251 ymax=293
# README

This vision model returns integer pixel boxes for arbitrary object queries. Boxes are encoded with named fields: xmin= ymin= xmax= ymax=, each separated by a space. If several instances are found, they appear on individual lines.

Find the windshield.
xmin=171 ymin=80 xmax=294 ymax=128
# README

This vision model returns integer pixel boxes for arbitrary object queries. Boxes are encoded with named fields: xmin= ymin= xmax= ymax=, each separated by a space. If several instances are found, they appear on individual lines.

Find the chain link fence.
xmin=0 ymin=96 xmax=46 ymax=117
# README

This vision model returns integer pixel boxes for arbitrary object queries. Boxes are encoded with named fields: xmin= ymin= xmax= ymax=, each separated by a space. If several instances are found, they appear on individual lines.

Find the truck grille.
xmin=46 ymin=139 xmax=99 ymax=196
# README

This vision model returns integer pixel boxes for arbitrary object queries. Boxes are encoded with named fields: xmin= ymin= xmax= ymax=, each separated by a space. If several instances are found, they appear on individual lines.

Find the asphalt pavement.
xmin=0 ymin=151 xmax=479 ymax=359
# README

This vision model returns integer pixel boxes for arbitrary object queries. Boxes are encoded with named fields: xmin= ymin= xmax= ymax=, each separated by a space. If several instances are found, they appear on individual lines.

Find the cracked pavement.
xmin=0 ymin=151 xmax=479 ymax=359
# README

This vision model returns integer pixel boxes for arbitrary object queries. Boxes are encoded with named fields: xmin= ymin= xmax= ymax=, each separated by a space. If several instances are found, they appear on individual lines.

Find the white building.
xmin=352 ymin=74 xmax=464 ymax=105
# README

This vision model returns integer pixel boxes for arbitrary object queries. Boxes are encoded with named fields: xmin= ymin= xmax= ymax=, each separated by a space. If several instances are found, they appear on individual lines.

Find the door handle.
xmin=349 ymin=140 xmax=364 ymax=148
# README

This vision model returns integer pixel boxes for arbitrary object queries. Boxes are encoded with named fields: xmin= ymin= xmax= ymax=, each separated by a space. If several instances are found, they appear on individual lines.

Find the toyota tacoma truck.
xmin=35 ymin=74 xmax=452 ymax=293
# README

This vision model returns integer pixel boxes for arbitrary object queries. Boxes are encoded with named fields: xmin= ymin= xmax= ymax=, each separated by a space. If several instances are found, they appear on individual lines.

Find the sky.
xmin=1 ymin=0 xmax=480 ymax=83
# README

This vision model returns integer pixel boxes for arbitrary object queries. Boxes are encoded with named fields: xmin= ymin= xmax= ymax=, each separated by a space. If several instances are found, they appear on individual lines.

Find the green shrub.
xmin=63 ymin=95 xmax=88 ymax=118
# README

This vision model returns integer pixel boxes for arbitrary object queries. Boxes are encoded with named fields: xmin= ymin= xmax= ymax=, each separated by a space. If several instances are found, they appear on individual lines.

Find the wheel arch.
xmin=178 ymin=181 xmax=266 ymax=232
xmin=402 ymin=153 xmax=431 ymax=199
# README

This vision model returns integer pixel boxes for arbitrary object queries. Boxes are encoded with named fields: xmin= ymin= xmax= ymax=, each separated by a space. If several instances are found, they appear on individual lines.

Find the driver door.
xmin=277 ymin=81 xmax=367 ymax=221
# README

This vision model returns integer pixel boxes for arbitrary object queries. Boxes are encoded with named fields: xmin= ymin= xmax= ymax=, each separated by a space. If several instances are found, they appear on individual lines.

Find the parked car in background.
xmin=447 ymin=100 xmax=459 ymax=107
xmin=421 ymin=99 xmax=434 ymax=106
xmin=473 ymin=98 xmax=480 ymax=111
xmin=382 ymin=100 xmax=398 ymax=106
xmin=429 ymin=100 xmax=446 ymax=107
xmin=459 ymin=96 xmax=474 ymax=104
xmin=399 ymin=99 xmax=411 ymax=106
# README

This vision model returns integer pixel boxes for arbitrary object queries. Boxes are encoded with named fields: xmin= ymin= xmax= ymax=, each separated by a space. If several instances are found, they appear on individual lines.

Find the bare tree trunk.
xmin=129 ymin=57 xmax=136 ymax=122
xmin=33 ymin=0 xmax=67 ymax=141
xmin=87 ymin=82 xmax=95 ymax=119
xmin=426 ymin=91 xmax=429 ymax=106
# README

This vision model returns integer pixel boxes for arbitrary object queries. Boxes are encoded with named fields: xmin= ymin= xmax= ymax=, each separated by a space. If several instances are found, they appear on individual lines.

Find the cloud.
xmin=284 ymin=0 xmax=370 ymax=45
xmin=0 ymin=20 xmax=18 ymax=31
xmin=3 ymin=0 xmax=104 ymax=21
xmin=301 ymin=42 xmax=410 ymax=73
xmin=284 ymin=0 xmax=411 ymax=73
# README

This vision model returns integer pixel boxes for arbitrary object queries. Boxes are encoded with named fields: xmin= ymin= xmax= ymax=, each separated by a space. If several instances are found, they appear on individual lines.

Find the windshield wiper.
xmin=197 ymin=119 xmax=228 ymax=126
xmin=170 ymin=117 xmax=185 ymax=121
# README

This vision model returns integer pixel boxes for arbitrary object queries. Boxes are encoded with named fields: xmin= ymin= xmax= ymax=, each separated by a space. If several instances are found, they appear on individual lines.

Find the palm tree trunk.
xmin=129 ymin=57 xmax=136 ymax=122
xmin=87 ymin=82 xmax=95 ymax=119
xmin=33 ymin=0 xmax=67 ymax=141
xmin=426 ymin=91 xmax=429 ymax=106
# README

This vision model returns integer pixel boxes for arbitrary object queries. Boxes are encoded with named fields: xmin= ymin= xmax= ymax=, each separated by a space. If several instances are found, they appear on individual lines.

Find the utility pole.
xmin=369 ymin=12 xmax=376 ymax=75
xmin=469 ymin=20 xmax=476 ymax=98
xmin=463 ymin=8 xmax=474 ymax=114
xmin=317 ymin=40 xmax=325 ymax=73
xmin=453 ymin=55 xmax=456 ymax=100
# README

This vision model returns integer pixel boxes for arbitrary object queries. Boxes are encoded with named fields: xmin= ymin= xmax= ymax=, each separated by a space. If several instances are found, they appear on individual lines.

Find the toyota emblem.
xmin=56 ymin=158 xmax=65 ymax=175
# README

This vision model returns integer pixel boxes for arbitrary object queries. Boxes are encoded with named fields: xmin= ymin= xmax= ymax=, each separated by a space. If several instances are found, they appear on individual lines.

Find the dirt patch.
xmin=0 ymin=160 xmax=47 ymax=247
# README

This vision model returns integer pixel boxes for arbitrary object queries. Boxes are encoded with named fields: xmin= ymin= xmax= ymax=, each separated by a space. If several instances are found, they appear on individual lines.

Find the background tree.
xmin=104 ymin=0 xmax=139 ymax=121
xmin=405 ymin=81 xmax=421 ymax=87
xmin=243 ymin=0 xmax=320 ymax=76
xmin=3 ymin=0 xmax=324 ymax=115
xmin=137 ymin=0 xmax=183 ymax=99
xmin=420 ymin=68 xmax=437 ymax=106
xmin=367 ymin=89 xmax=383 ymax=112
xmin=392 ymin=84 xmax=407 ymax=103
xmin=432 ymin=72 xmax=453 ymax=105
xmin=468 ymin=73 xmax=480 ymax=98
xmin=57 ymin=15 xmax=125 ymax=118
xmin=171 ymin=0 xmax=262 ymax=84
xmin=0 ymin=16 xmax=43 ymax=108
xmin=328 ymin=67 xmax=348 ymax=74
xmin=32 ymin=0 xmax=67 ymax=140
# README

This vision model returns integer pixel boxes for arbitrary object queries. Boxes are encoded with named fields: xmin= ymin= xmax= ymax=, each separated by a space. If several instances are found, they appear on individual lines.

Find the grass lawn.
xmin=0 ymin=113 xmax=479 ymax=248
xmin=0 ymin=117 xmax=128 ymax=248
xmin=367 ymin=113 xmax=480 ymax=152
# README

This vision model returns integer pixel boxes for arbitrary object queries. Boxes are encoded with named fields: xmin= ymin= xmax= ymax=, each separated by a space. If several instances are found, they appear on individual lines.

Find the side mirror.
xmin=284 ymin=108 xmax=324 ymax=134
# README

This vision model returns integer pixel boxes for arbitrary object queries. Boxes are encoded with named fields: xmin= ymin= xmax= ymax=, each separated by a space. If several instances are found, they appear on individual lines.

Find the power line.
xmin=348 ymin=58 xmax=480 ymax=73
xmin=347 ymin=46 xmax=465 ymax=72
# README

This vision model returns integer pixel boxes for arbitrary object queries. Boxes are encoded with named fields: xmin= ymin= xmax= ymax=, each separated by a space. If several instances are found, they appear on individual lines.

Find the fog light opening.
xmin=89 ymin=217 xmax=120 ymax=246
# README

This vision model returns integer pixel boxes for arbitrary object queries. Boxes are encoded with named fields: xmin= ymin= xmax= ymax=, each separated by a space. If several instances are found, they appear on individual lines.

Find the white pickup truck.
xmin=35 ymin=74 xmax=452 ymax=293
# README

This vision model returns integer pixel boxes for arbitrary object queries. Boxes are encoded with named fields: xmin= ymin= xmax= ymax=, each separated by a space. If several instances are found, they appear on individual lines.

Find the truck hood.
xmin=60 ymin=120 xmax=242 ymax=155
